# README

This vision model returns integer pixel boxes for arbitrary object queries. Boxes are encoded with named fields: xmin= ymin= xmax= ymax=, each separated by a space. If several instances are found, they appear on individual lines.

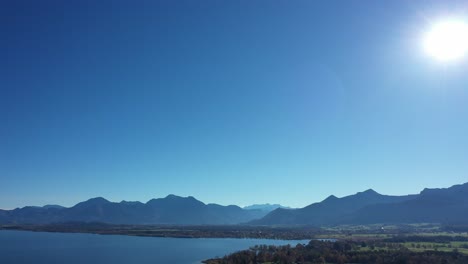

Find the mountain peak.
xmin=323 ymin=195 xmax=338 ymax=202
xmin=70 ymin=197 xmax=111 ymax=209
xmin=359 ymin=189 xmax=379 ymax=196
xmin=146 ymin=194 xmax=205 ymax=207
xmin=85 ymin=197 xmax=110 ymax=204
xmin=164 ymin=194 xmax=197 ymax=200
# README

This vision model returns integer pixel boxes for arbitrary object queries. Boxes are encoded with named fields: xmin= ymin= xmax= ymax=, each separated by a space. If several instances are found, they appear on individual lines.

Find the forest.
xmin=203 ymin=240 xmax=468 ymax=264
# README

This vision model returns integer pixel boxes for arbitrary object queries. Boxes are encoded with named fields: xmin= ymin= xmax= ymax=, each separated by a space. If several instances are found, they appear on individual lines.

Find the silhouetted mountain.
xmin=42 ymin=205 xmax=65 ymax=209
xmin=347 ymin=183 xmax=468 ymax=225
xmin=252 ymin=183 xmax=468 ymax=226
xmin=0 ymin=205 xmax=65 ymax=224
xmin=0 ymin=195 xmax=268 ymax=225
xmin=2 ymin=183 xmax=467 ymax=226
xmin=243 ymin=204 xmax=290 ymax=212
xmin=251 ymin=188 xmax=416 ymax=226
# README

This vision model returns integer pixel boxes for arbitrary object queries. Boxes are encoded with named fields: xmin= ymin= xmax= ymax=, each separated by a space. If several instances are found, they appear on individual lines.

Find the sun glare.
xmin=423 ymin=19 xmax=468 ymax=62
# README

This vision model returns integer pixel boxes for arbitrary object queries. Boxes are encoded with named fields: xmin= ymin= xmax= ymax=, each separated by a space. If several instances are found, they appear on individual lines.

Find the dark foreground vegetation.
xmin=203 ymin=240 xmax=468 ymax=264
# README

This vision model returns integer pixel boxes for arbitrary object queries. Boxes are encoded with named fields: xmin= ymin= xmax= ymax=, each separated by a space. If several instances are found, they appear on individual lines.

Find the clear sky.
xmin=1 ymin=0 xmax=468 ymax=209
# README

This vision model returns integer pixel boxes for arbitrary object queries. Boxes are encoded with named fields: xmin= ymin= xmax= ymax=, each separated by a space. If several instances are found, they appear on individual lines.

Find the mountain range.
xmin=243 ymin=204 xmax=291 ymax=211
xmin=1 ymin=182 xmax=467 ymax=226
xmin=251 ymin=182 xmax=468 ymax=226
xmin=0 ymin=195 xmax=268 ymax=225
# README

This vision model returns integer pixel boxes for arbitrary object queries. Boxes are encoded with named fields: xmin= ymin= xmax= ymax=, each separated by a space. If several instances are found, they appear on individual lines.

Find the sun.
xmin=423 ymin=19 xmax=468 ymax=62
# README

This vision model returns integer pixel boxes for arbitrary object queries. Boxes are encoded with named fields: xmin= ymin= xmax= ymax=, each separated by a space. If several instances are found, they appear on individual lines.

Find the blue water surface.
xmin=0 ymin=230 xmax=308 ymax=264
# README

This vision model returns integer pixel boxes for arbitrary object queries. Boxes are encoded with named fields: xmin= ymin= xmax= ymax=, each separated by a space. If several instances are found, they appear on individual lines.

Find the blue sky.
xmin=1 ymin=0 xmax=468 ymax=209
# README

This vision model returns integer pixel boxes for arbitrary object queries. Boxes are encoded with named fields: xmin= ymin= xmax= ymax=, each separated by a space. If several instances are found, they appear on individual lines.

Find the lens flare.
xmin=423 ymin=19 xmax=468 ymax=62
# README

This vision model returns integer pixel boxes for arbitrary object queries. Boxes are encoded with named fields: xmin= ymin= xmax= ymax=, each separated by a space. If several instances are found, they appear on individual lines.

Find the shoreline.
xmin=0 ymin=224 xmax=321 ymax=240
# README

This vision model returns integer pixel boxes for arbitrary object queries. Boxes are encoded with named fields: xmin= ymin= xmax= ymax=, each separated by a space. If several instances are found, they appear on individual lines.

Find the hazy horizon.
xmin=1 ymin=180 xmax=465 ymax=211
xmin=2 ymin=1 xmax=468 ymax=210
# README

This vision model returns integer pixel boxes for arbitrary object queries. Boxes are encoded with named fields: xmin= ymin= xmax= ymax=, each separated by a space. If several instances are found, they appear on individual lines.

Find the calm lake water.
xmin=0 ymin=230 xmax=309 ymax=264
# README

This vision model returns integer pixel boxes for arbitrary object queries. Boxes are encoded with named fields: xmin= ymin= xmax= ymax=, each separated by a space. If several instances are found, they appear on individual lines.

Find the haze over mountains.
xmin=0 ymin=195 xmax=268 ymax=225
xmin=1 ymin=183 xmax=467 ymax=226
xmin=243 ymin=204 xmax=291 ymax=211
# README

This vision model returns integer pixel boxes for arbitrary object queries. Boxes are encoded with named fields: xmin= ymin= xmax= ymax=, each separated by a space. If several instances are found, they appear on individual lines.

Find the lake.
xmin=0 ymin=230 xmax=309 ymax=264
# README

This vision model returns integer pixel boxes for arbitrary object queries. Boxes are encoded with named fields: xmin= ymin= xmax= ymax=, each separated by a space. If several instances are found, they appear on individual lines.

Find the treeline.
xmin=1 ymin=223 xmax=320 ymax=239
xmin=204 ymin=240 xmax=468 ymax=264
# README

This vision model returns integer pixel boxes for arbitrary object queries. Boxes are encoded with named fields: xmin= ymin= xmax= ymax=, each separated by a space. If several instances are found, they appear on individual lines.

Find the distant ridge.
xmin=1 ymin=183 xmax=467 ymax=226
xmin=243 ymin=204 xmax=290 ymax=212
xmin=42 ymin=205 xmax=65 ymax=209
xmin=347 ymin=183 xmax=468 ymax=225
xmin=250 ymin=183 xmax=468 ymax=226
xmin=0 ymin=195 xmax=267 ymax=225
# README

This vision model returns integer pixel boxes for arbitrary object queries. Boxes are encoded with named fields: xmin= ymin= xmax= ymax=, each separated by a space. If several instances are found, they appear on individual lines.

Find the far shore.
xmin=0 ymin=223 xmax=321 ymax=240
